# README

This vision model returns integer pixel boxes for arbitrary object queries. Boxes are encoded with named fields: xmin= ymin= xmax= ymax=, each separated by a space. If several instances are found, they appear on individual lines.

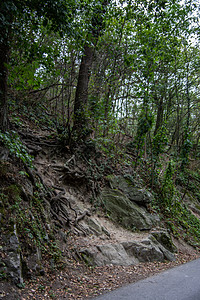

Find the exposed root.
xmin=74 ymin=210 xmax=91 ymax=226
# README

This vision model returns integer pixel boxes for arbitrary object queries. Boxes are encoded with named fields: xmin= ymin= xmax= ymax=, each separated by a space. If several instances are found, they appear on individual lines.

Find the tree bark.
xmin=73 ymin=44 xmax=95 ymax=130
xmin=73 ymin=0 xmax=109 ymax=134
xmin=0 ymin=22 xmax=10 ymax=132
xmin=0 ymin=0 xmax=14 ymax=133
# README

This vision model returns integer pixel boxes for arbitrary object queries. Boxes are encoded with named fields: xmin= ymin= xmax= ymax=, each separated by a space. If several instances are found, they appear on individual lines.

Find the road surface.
xmin=92 ymin=258 xmax=200 ymax=300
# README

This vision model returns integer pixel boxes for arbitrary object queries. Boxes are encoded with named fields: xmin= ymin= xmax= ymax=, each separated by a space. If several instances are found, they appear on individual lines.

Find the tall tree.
xmin=73 ymin=0 xmax=110 ymax=134
xmin=0 ymin=1 xmax=14 ymax=132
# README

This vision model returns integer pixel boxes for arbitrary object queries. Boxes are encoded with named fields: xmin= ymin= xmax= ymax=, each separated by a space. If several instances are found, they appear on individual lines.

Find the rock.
xmin=122 ymin=239 xmax=164 ymax=262
xmin=78 ymin=233 xmax=176 ymax=266
xmin=79 ymin=244 xmax=139 ymax=266
xmin=87 ymin=218 xmax=103 ymax=236
xmin=123 ymin=234 xmax=176 ymax=263
xmin=151 ymin=230 xmax=177 ymax=253
xmin=100 ymin=188 xmax=154 ymax=230
xmin=85 ymin=217 xmax=110 ymax=237
xmin=3 ymin=224 xmax=23 ymax=285
xmin=107 ymin=175 xmax=153 ymax=206
xmin=79 ymin=247 xmax=102 ymax=266
xmin=25 ymin=247 xmax=43 ymax=276
xmin=97 ymin=244 xmax=139 ymax=266
xmin=101 ymin=226 xmax=111 ymax=237
xmin=128 ymin=189 xmax=153 ymax=205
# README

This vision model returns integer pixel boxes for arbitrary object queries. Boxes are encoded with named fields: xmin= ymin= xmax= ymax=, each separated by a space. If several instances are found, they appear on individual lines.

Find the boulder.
xmin=79 ymin=244 xmax=139 ymax=266
xmin=122 ymin=239 xmax=164 ymax=262
xmin=151 ymin=230 xmax=177 ymax=253
xmin=78 ymin=234 xmax=176 ymax=267
xmin=122 ymin=234 xmax=176 ymax=263
xmin=96 ymin=244 xmax=139 ymax=266
xmin=107 ymin=175 xmax=153 ymax=206
xmin=3 ymin=224 xmax=23 ymax=285
xmin=100 ymin=188 xmax=154 ymax=230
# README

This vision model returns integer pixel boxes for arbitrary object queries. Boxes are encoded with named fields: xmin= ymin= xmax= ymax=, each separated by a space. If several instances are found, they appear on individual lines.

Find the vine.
xmin=0 ymin=130 xmax=33 ymax=167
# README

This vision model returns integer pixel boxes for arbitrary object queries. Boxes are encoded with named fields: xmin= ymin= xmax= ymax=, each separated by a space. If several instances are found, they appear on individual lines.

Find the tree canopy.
xmin=0 ymin=0 xmax=199 ymax=158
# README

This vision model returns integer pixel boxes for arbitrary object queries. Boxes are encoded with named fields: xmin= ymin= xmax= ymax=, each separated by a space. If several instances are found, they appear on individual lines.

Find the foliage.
xmin=134 ymin=108 xmax=154 ymax=161
xmin=161 ymin=160 xmax=175 ymax=208
xmin=180 ymin=129 xmax=193 ymax=171
xmin=166 ymin=201 xmax=200 ymax=247
xmin=0 ymin=130 xmax=33 ymax=166
xmin=0 ymin=183 xmax=62 ymax=265
xmin=136 ymin=109 xmax=154 ymax=142
xmin=152 ymin=125 xmax=168 ymax=158
xmin=150 ymin=162 xmax=200 ymax=247
xmin=1 ymin=0 xmax=199 ymax=150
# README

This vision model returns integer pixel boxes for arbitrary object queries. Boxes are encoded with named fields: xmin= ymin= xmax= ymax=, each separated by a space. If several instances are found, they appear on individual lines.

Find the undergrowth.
xmin=0 ymin=163 xmax=63 ymax=276
xmin=151 ymin=160 xmax=200 ymax=248
xmin=0 ymin=130 xmax=33 ymax=167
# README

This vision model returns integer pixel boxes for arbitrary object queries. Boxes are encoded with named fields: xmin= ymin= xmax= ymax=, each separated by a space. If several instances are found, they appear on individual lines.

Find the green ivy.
xmin=136 ymin=109 xmax=154 ymax=145
xmin=153 ymin=125 xmax=168 ymax=157
xmin=161 ymin=160 xmax=175 ymax=207
xmin=0 ymin=130 xmax=33 ymax=167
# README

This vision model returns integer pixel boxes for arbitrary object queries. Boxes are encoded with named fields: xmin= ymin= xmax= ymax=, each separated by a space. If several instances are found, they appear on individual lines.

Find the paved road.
xmin=92 ymin=258 xmax=200 ymax=300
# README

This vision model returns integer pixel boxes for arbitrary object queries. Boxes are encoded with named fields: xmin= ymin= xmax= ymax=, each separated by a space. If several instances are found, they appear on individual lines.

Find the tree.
xmin=0 ymin=0 xmax=76 ymax=132
xmin=73 ymin=0 xmax=110 ymax=135
xmin=0 ymin=1 xmax=14 ymax=132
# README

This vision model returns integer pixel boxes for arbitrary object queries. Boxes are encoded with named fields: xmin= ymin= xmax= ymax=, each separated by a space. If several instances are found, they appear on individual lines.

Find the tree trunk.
xmin=154 ymin=98 xmax=164 ymax=136
xmin=0 ymin=1 xmax=13 ymax=133
xmin=73 ymin=44 xmax=95 ymax=131
xmin=0 ymin=24 xmax=9 ymax=132
xmin=73 ymin=0 xmax=109 ymax=134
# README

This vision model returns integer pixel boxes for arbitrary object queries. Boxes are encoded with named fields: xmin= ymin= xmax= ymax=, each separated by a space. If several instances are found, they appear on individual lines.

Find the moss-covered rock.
xmin=151 ymin=230 xmax=177 ymax=253
xmin=100 ymin=188 xmax=154 ymax=230
xmin=107 ymin=175 xmax=153 ymax=206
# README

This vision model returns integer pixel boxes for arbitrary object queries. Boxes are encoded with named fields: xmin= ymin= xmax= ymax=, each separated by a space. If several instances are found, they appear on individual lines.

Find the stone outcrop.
xmin=98 ymin=175 xmax=158 ymax=231
xmin=1 ymin=224 xmax=23 ymax=285
xmin=107 ymin=175 xmax=153 ymax=206
xmin=80 ymin=244 xmax=139 ymax=266
xmin=100 ymin=188 xmax=155 ymax=231
xmin=78 ymin=231 xmax=176 ymax=267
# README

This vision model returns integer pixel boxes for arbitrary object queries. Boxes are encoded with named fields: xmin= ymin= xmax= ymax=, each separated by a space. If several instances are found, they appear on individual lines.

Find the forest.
xmin=1 ymin=0 xmax=200 ymax=298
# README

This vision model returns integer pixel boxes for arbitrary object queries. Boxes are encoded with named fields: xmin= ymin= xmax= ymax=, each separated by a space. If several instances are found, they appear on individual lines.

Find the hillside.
xmin=0 ymin=116 xmax=200 ymax=299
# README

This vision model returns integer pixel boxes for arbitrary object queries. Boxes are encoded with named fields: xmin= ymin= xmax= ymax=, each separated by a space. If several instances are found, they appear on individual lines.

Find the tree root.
xmin=73 ymin=210 xmax=91 ymax=226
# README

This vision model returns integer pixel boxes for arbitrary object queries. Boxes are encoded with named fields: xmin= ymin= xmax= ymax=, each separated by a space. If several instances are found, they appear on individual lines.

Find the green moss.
xmin=101 ymin=188 xmax=153 ymax=230
xmin=80 ymin=252 xmax=95 ymax=266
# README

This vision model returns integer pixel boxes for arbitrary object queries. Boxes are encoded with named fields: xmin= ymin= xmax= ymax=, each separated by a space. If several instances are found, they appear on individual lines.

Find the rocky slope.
xmin=0 ymin=125 xmax=199 ymax=299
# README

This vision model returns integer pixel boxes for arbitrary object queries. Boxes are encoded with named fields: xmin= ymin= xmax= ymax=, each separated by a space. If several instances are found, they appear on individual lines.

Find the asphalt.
xmin=92 ymin=258 xmax=200 ymax=300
